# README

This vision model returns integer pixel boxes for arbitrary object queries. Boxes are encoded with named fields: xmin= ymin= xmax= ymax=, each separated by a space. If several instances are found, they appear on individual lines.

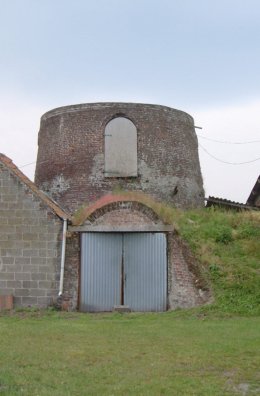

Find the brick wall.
xmin=168 ymin=234 xmax=210 ymax=309
xmin=62 ymin=201 xmax=210 ymax=310
xmin=0 ymin=163 xmax=63 ymax=308
xmin=35 ymin=103 xmax=204 ymax=213
xmin=61 ymin=232 xmax=80 ymax=311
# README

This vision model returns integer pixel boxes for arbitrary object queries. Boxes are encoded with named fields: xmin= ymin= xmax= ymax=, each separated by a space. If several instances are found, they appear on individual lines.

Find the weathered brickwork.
xmin=168 ymin=234 xmax=210 ymax=309
xmin=0 ymin=159 xmax=64 ymax=308
xmin=35 ymin=103 xmax=204 ymax=213
xmin=86 ymin=201 xmax=161 ymax=225
xmin=63 ymin=201 xmax=209 ymax=310
xmin=61 ymin=232 xmax=80 ymax=311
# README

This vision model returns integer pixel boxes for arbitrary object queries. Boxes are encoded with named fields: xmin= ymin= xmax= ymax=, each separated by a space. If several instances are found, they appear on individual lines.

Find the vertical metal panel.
xmin=80 ymin=233 xmax=122 ymax=312
xmin=124 ymin=233 xmax=167 ymax=312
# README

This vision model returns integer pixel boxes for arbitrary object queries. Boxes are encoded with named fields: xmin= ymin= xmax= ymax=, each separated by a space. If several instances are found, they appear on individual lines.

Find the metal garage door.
xmin=80 ymin=233 xmax=122 ymax=312
xmin=80 ymin=233 xmax=167 ymax=312
xmin=124 ymin=233 xmax=167 ymax=311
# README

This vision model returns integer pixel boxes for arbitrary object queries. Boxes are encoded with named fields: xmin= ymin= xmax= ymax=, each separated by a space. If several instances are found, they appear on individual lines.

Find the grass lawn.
xmin=0 ymin=310 xmax=259 ymax=395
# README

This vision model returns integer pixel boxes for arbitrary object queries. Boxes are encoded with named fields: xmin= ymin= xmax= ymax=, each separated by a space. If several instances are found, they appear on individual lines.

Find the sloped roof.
xmin=246 ymin=175 xmax=260 ymax=207
xmin=205 ymin=196 xmax=259 ymax=211
xmin=0 ymin=153 xmax=70 ymax=220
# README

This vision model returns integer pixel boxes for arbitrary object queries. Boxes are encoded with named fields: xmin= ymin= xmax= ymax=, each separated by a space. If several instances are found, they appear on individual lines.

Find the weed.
xmin=237 ymin=222 xmax=260 ymax=238
xmin=215 ymin=226 xmax=233 ymax=244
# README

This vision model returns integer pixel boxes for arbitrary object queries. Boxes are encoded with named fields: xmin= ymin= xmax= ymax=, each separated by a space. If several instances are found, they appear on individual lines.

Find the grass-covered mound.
xmin=170 ymin=208 xmax=260 ymax=316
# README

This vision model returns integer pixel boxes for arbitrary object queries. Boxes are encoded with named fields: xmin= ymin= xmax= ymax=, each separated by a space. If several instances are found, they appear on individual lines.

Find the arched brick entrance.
xmin=62 ymin=194 xmax=209 ymax=311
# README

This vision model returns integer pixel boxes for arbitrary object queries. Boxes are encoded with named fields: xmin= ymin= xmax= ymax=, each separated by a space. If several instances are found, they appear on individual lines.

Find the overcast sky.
xmin=1 ymin=0 xmax=259 ymax=203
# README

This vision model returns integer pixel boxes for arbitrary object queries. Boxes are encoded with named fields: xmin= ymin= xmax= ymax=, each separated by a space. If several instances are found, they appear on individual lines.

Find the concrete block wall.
xmin=0 ymin=163 xmax=63 ymax=308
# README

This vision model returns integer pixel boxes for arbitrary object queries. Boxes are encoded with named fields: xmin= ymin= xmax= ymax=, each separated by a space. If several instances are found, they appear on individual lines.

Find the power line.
xmin=19 ymin=161 xmax=37 ymax=168
xmin=199 ymin=143 xmax=260 ymax=165
xmin=19 ymin=159 xmax=50 ymax=169
xmin=19 ymin=158 xmax=89 ymax=170
xmin=197 ymin=134 xmax=260 ymax=144
xmin=19 ymin=143 xmax=260 ymax=170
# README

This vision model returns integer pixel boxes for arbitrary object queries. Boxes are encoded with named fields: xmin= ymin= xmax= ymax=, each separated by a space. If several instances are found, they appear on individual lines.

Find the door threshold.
xmin=113 ymin=305 xmax=131 ymax=313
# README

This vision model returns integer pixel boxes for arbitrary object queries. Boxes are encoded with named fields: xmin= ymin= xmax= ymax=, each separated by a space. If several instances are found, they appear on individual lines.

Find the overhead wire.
xmin=197 ymin=134 xmax=260 ymax=145
xmin=19 ymin=160 xmax=39 ymax=168
xmin=19 ymin=133 xmax=260 ymax=169
xmin=197 ymin=131 xmax=260 ymax=164
xmin=21 ymin=146 xmax=260 ymax=170
xmin=199 ymin=143 xmax=260 ymax=165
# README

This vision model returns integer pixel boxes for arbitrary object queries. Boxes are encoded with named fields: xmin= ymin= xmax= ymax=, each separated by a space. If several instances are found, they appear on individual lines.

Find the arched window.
xmin=104 ymin=117 xmax=137 ymax=177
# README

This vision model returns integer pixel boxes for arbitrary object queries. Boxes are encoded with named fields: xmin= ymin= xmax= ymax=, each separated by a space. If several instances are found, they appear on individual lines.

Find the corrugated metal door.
xmin=80 ymin=233 xmax=122 ymax=312
xmin=80 ymin=232 xmax=167 ymax=312
xmin=124 ymin=233 xmax=167 ymax=312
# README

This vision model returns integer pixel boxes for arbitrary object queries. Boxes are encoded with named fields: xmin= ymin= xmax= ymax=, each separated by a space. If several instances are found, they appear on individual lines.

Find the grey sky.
xmin=1 ymin=0 xmax=259 ymax=203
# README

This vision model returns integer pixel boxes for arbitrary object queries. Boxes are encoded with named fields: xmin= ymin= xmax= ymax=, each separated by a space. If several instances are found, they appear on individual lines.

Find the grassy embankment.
xmin=170 ymin=207 xmax=260 ymax=316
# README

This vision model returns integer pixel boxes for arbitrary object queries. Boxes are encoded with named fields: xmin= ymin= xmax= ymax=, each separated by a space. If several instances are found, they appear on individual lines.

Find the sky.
xmin=0 ymin=0 xmax=259 ymax=203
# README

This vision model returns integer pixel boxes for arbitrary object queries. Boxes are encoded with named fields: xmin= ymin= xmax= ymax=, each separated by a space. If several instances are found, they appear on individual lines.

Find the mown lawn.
xmin=0 ymin=311 xmax=259 ymax=395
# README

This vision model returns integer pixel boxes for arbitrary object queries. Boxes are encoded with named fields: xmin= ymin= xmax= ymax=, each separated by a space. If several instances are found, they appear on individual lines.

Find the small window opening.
xmin=104 ymin=117 xmax=137 ymax=177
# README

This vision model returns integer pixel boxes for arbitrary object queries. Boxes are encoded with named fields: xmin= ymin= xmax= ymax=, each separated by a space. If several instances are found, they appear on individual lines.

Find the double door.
xmin=80 ymin=233 xmax=167 ymax=312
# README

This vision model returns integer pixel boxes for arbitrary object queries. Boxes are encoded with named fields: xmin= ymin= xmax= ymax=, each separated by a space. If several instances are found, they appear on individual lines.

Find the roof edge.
xmin=0 ymin=153 xmax=71 ymax=221
xmin=246 ymin=175 xmax=260 ymax=206
xmin=205 ymin=196 xmax=259 ymax=211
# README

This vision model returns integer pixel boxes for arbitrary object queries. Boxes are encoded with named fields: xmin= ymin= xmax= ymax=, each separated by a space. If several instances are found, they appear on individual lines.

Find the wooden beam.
xmin=68 ymin=224 xmax=174 ymax=233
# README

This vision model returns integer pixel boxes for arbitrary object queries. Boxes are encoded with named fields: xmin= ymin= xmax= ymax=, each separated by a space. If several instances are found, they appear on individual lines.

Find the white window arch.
xmin=104 ymin=117 xmax=137 ymax=177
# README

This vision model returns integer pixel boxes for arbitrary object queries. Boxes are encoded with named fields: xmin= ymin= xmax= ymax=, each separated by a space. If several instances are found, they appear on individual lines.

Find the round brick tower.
xmin=35 ymin=103 xmax=204 ymax=213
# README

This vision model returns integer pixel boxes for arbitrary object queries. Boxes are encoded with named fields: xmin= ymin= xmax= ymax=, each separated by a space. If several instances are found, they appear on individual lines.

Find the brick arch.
xmin=101 ymin=112 xmax=138 ymax=130
xmin=88 ymin=201 xmax=161 ymax=226
xmin=72 ymin=194 xmax=166 ymax=226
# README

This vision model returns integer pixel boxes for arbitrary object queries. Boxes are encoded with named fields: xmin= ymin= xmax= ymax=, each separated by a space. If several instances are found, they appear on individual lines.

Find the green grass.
xmin=171 ymin=208 xmax=260 ymax=316
xmin=0 ymin=311 xmax=259 ymax=395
